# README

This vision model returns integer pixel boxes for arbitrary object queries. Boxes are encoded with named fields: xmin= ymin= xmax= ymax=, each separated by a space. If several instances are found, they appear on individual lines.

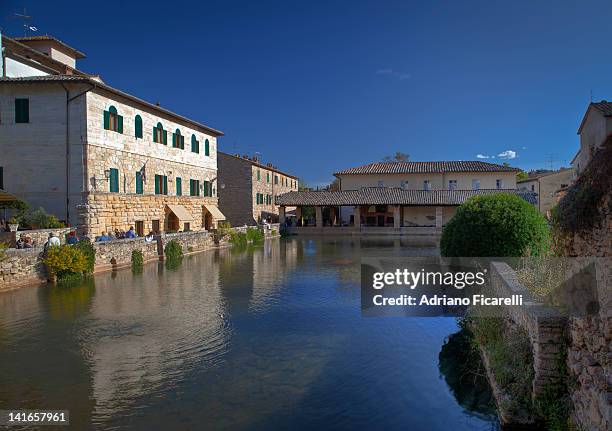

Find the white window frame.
xmin=472 ymin=179 xmax=480 ymax=190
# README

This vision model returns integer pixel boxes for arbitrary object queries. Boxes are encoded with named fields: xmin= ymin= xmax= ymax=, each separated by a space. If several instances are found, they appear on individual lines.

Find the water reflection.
xmin=0 ymin=236 xmax=497 ymax=431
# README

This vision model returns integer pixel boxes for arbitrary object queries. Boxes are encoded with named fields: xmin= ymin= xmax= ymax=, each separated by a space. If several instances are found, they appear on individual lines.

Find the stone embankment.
xmin=0 ymin=224 xmax=280 ymax=292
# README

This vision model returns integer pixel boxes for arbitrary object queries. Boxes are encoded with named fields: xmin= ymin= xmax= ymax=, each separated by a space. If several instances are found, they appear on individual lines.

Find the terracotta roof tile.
xmin=334 ymin=161 xmax=519 ymax=175
xmin=276 ymin=188 xmax=537 ymax=206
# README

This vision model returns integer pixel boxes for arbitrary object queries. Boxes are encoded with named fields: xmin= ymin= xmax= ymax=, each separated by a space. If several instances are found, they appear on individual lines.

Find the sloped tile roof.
xmin=0 ymin=76 xmax=224 ymax=136
xmin=591 ymin=101 xmax=612 ymax=116
xmin=276 ymin=188 xmax=537 ymax=206
xmin=334 ymin=161 xmax=519 ymax=175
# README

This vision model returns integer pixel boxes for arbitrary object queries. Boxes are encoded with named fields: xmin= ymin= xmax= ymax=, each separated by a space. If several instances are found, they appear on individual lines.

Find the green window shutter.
xmin=0 ymin=166 xmax=4 ymax=189
xmin=176 ymin=177 xmax=182 ymax=196
xmin=205 ymin=139 xmax=210 ymax=156
xmin=172 ymin=133 xmax=176 ymax=148
xmin=117 ymin=115 xmax=124 ymax=133
xmin=103 ymin=110 xmax=110 ymax=130
xmin=153 ymin=126 xmax=157 ymax=142
xmin=266 ymin=173 xmax=270 ymax=183
xmin=163 ymin=176 xmax=168 ymax=195
xmin=163 ymin=131 xmax=168 ymax=145
xmin=155 ymin=175 xmax=160 ymax=194
xmin=190 ymin=179 xmax=194 ymax=196
xmin=204 ymin=181 xmax=209 ymax=196
xmin=15 ymin=99 xmax=29 ymax=123
xmin=135 ymin=172 xmax=143 ymax=194
xmin=257 ymin=170 xmax=261 ymax=181
xmin=109 ymin=168 xmax=119 ymax=193
xmin=135 ymin=115 xmax=142 ymax=138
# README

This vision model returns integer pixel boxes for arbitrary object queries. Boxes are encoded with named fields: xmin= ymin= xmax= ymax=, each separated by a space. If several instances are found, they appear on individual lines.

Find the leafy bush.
xmin=246 ymin=227 xmax=264 ymax=243
xmin=441 ymin=194 xmax=551 ymax=257
xmin=18 ymin=207 xmax=65 ymax=229
xmin=164 ymin=239 xmax=183 ymax=260
xmin=229 ymin=231 xmax=248 ymax=247
xmin=43 ymin=245 xmax=88 ymax=281
xmin=131 ymin=249 xmax=144 ymax=273
xmin=0 ymin=242 xmax=8 ymax=262
xmin=74 ymin=239 xmax=95 ymax=273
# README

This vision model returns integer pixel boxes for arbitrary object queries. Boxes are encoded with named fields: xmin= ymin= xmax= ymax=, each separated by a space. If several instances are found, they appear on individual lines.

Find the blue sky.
xmin=2 ymin=1 xmax=611 ymax=186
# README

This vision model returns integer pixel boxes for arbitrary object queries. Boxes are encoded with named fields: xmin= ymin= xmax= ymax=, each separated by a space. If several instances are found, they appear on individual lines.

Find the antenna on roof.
xmin=13 ymin=8 xmax=36 ymax=37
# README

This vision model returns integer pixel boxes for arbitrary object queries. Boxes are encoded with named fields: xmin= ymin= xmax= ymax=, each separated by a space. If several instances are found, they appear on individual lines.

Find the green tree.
xmin=383 ymin=151 xmax=410 ymax=162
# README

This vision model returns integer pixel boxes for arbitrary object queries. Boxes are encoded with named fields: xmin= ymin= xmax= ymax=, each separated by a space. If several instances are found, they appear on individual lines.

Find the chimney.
xmin=14 ymin=36 xmax=85 ymax=69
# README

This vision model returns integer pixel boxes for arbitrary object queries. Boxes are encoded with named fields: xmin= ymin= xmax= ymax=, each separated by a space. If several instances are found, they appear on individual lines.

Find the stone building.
xmin=217 ymin=152 xmax=298 ymax=226
xmin=277 ymin=160 xmax=535 ymax=234
xmin=0 ymin=34 xmax=225 ymax=236
xmin=517 ymin=168 xmax=574 ymax=216
xmin=572 ymin=100 xmax=612 ymax=176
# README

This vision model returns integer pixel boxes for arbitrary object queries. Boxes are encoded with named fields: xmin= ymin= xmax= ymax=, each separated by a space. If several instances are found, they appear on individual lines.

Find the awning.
xmin=166 ymin=204 xmax=194 ymax=221
xmin=204 ymin=204 xmax=226 ymax=220
xmin=0 ymin=189 xmax=18 ymax=202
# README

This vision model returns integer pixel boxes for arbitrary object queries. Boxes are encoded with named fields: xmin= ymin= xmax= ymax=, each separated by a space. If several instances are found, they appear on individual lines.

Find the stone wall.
xmin=78 ymin=192 xmax=220 ymax=237
xmin=562 ymin=192 xmax=611 ymax=431
xmin=0 ymin=248 xmax=46 ymax=291
xmin=0 ymin=227 xmax=281 ymax=291
xmin=489 ymin=262 xmax=568 ymax=397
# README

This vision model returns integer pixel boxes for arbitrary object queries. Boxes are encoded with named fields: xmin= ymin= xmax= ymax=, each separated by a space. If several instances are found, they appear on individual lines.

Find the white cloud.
xmin=376 ymin=68 xmax=411 ymax=80
xmin=497 ymin=150 xmax=517 ymax=159
xmin=476 ymin=154 xmax=490 ymax=159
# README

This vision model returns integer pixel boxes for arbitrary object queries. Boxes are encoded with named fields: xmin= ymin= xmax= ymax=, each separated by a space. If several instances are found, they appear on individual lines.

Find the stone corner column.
xmin=279 ymin=206 xmax=286 ymax=225
xmin=315 ymin=206 xmax=323 ymax=229
xmin=393 ymin=205 xmax=401 ymax=229
xmin=353 ymin=206 xmax=361 ymax=231
xmin=435 ymin=206 xmax=443 ymax=232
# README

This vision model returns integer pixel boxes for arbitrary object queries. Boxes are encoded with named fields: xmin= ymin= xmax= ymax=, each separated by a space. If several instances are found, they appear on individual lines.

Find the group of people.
xmin=16 ymin=231 xmax=78 ymax=249
xmin=96 ymin=226 xmax=138 ymax=242
xmin=95 ymin=226 xmax=159 ymax=242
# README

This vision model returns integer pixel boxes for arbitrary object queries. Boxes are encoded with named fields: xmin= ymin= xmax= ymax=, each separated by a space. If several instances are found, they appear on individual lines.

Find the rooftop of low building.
xmin=334 ymin=160 xmax=519 ymax=176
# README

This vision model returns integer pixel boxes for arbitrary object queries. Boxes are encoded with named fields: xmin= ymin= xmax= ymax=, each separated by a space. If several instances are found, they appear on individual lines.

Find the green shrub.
xmin=441 ymin=193 xmax=551 ymax=257
xmin=43 ymin=245 xmax=88 ymax=281
xmin=271 ymin=229 xmax=277 ymax=237
xmin=246 ymin=227 xmax=264 ymax=243
xmin=18 ymin=207 xmax=65 ymax=229
xmin=0 ymin=242 xmax=8 ymax=262
xmin=74 ymin=239 xmax=95 ymax=273
xmin=164 ymin=239 xmax=183 ymax=260
xmin=229 ymin=231 xmax=248 ymax=247
xmin=187 ymin=246 xmax=194 ymax=253
xmin=131 ymin=249 xmax=144 ymax=273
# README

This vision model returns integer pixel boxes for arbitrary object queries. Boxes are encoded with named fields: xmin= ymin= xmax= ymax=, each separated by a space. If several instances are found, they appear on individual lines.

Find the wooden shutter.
xmin=109 ymin=168 xmax=119 ymax=192
xmin=176 ymin=177 xmax=182 ymax=196
xmin=163 ymin=176 xmax=168 ymax=195
xmin=117 ymin=115 xmax=124 ymax=133
xmin=205 ymin=139 xmax=210 ymax=156
xmin=163 ymin=131 xmax=168 ymax=145
xmin=103 ymin=110 xmax=110 ymax=130
xmin=135 ymin=172 xmax=143 ymax=194
xmin=155 ymin=175 xmax=160 ymax=194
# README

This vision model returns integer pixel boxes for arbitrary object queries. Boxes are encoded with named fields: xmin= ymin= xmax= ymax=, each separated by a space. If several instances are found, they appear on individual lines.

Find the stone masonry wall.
xmin=489 ymin=262 xmax=568 ymax=398
xmin=78 ymin=192 xmax=220 ymax=237
xmin=563 ymin=192 xmax=611 ymax=431
xmin=0 ymin=248 xmax=47 ymax=291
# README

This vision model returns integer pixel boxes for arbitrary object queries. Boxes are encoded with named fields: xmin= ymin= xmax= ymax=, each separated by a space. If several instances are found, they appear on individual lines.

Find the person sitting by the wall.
xmin=125 ymin=226 xmax=137 ymax=239
xmin=44 ymin=232 xmax=61 ymax=251
xmin=66 ymin=231 xmax=79 ymax=245
xmin=23 ymin=236 xmax=34 ymax=248
xmin=97 ymin=232 xmax=111 ymax=242
xmin=144 ymin=231 xmax=155 ymax=242
xmin=16 ymin=233 xmax=27 ymax=249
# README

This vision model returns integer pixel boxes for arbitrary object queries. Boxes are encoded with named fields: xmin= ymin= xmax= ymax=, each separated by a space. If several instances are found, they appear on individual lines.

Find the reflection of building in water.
xmin=81 ymin=254 xmax=225 ymax=419
xmin=250 ymin=239 xmax=298 ymax=311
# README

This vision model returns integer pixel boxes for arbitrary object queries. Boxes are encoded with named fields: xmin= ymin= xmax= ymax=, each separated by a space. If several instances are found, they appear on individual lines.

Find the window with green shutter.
xmin=154 ymin=122 xmax=167 ymax=144
xmin=173 ymin=129 xmax=184 ymax=149
xmin=203 ymin=181 xmax=209 ymax=197
xmin=135 ymin=171 xmax=143 ymax=194
xmin=15 ymin=98 xmax=29 ymax=123
xmin=154 ymin=174 xmax=168 ymax=195
xmin=266 ymin=173 xmax=270 ymax=183
xmin=274 ymin=175 xmax=278 ymax=185
xmin=190 ymin=179 xmax=200 ymax=196
xmin=191 ymin=135 xmax=199 ymax=153
xmin=257 ymin=169 xmax=261 ymax=181
xmin=176 ymin=177 xmax=182 ymax=196
xmin=104 ymin=106 xmax=123 ymax=133
xmin=204 ymin=139 xmax=210 ymax=156
xmin=135 ymin=115 xmax=143 ymax=139
xmin=109 ymin=168 xmax=119 ymax=193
